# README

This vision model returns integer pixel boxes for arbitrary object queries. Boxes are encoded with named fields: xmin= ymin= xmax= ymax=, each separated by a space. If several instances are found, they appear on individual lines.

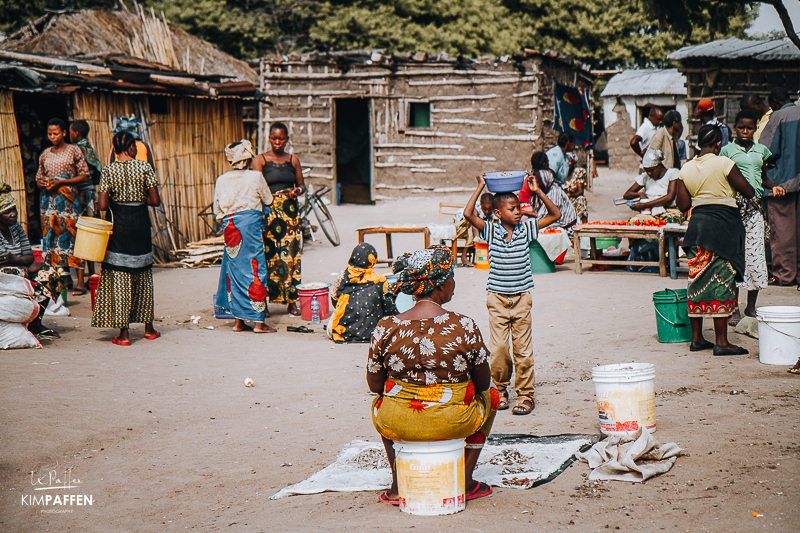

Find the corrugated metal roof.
xmin=601 ymin=69 xmax=686 ymax=97
xmin=667 ymin=37 xmax=799 ymax=61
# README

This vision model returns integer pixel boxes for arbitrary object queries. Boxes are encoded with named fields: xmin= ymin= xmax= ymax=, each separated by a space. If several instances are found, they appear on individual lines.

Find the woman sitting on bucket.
xmin=367 ymin=246 xmax=498 ymax=505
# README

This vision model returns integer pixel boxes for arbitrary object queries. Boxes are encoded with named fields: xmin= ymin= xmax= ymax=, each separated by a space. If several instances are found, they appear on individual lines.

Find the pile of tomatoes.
xmin=579 ymin=219 xmax=667 ymax=227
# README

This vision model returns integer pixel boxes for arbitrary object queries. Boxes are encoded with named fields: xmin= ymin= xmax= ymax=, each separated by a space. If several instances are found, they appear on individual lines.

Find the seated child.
xmin=328 ymin=242 xmax=397 ymax=343
xmin=463 ymin=173 xmax=560 ymax=415
xmin=453 ymin=192 xmax=493 ymax=267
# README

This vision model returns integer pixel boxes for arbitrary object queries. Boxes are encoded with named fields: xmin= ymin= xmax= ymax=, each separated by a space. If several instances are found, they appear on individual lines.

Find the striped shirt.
xmin=480 ymin=219 xmax=538 ymax=294
xmin=0 ymin=223 xmax=32 ymax=258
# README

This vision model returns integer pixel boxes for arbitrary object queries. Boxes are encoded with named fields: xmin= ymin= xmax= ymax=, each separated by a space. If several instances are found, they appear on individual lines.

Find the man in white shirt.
xmin=629 ymin=107 xmax=663 ymax=158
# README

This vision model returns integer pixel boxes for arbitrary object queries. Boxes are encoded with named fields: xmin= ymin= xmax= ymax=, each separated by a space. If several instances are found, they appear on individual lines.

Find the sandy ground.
xmin=1 ymin=168 xmax=798 ymax=532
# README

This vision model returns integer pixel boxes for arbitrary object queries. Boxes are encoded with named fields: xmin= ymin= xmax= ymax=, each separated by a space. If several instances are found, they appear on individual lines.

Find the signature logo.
xmin=21 ymin=463 xmax=94 ymax=510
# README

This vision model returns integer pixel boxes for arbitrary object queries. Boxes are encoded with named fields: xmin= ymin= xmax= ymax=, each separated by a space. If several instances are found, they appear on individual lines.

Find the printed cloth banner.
xmin=553 ymin=82 xmax=593 ymax=148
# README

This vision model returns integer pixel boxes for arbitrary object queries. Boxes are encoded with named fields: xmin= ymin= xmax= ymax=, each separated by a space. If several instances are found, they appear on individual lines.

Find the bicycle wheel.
xmin=310 ymin=195 xmax=340 ymax=246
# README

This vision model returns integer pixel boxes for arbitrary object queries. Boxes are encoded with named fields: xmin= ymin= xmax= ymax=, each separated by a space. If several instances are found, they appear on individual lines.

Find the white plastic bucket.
xmin=756 ymin=306 xmax=800 ymax=365
xmin=592 ymin=363 xmax=656 ymax=438
xmin=393 ymin=439 xmax=465 ymax=516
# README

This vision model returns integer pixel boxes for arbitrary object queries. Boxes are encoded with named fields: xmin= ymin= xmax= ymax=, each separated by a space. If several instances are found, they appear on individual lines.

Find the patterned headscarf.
xmin=390 ymin=246 xmax=454 ymax=296
xmin=0 ymin=183 xmax=15 ymax=214
xmin=349 ymin=242 xmax=377 ymax=269
xmin=225 ymin=140 xmax=256 ymax=170
xmin=642 ymin=148 xmax=665 ymax=169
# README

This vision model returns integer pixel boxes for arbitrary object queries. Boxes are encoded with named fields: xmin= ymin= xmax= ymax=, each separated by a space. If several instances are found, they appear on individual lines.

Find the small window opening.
xmin=148 ymin=95 xmax=169 ymax=115
xmin=408 ymin=102 xmax=430 ymax=128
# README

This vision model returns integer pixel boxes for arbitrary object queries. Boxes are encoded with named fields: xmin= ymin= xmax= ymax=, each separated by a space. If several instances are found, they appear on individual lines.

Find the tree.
xmin=646 ymin=0 xmax=800 ymax=50
xmin=0 ymin=0 xmax=115 ymax=36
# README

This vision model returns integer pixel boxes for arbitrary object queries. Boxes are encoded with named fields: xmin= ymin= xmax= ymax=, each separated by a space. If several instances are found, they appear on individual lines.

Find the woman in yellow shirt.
xmin=676 ymin=125 xmax=755 ymax=356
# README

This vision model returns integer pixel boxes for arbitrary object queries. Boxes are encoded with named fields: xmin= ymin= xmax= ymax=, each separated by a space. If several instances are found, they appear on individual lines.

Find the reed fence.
xmin=0 ymin=90 xmax=26 ymax=228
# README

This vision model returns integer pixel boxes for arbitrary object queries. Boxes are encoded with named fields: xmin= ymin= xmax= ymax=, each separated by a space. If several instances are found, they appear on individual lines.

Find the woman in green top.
xmin=719 ymin=110 xmax=785 ymax=322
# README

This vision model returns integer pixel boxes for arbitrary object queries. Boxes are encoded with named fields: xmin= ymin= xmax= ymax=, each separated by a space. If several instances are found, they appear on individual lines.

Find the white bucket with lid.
xmin=592 ymin=363 xmax=656 ymax=438
xmin=756 ymin=306 xmax=800 ymax=365
xmin=393 ymin=439 xmax=465 ymax=515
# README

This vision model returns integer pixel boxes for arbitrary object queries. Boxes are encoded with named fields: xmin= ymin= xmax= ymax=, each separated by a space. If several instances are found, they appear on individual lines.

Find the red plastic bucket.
xmin=88 ymin=274 xmax=100 ymax=310
xmin=297 ymin=282 xmax=331 ymax=321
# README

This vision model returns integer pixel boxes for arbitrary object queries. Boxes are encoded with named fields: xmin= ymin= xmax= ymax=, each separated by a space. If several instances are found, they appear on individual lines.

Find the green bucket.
xmin=652 ymin=288 xmax=692 ymax=343
xmin=529 ymin=241 xmax=556 ymax=274
xmin=595 ymin=237 xmax=621 ymax=249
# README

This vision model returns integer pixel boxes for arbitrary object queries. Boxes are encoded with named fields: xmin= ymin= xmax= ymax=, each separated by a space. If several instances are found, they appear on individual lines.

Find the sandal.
xmin=378 ymin=490 xmax=400 ymax=506
xmin=112 ymin=337 xmax=130 ymax=347
xmin=512 ymin=397 xmax=535 ymax=415
xmin=34 ymin=329 xmax=61 ymax=340
xmin=466 ymin=481 xmax=492 ymax=501
xmin=789 ymin=359 xmax=800 ymax=375
xmin=144 ymin=331 xmax=161 ymax=340
xmin=496 ymin=391 xmax=509 ymax=411
xmin=287 ymin=303 xmax=301 ymax=316
xmin=71 ymin=288 xmax=87 ymax=296
xmin=287 ymin=325 xmax=314 ymax=333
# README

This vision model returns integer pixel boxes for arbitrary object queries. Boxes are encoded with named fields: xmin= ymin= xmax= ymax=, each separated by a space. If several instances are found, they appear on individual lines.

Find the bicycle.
xmin=297 ymin=181 xmax=340 ymax=249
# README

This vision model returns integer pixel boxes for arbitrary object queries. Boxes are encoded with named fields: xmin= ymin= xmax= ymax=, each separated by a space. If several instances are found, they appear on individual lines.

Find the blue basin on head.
xmin=484 ymin=171 xmax=526 ymax=193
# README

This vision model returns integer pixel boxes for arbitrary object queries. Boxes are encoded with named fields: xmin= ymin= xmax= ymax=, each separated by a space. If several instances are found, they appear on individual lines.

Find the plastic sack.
xmin=0 ymin=295 xmax=40 ymax=324
xmin=45 ymin=295 xmax=70 ymax=316
xmin=0 ymin=320 xmax=41 ymax=349
xmin=0 ymin=272 xmax=35 ymax=299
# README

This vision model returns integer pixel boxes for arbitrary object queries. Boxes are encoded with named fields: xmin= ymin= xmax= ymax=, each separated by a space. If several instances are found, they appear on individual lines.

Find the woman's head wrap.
xmin=348 ymin=242 xmax=377 ymax=269
xmin=224 ymin=140 xmax=256 ymax=170
xmin=641 ymin=149 xmax=665 ymax=169
xmin=0 ymin=183 xmax=15 ymax=214
xmin=390 ymin=246 xmax=454 ymax=296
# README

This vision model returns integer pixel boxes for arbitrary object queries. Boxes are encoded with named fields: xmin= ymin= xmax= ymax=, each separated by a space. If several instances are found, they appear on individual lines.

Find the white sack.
xmin=0 ymin=295 xmax=40 ymax=324
xmin=0 ymin=272 xmax=35 ymax=299
xmin=0 ymin=320 xmax=41 ymax=350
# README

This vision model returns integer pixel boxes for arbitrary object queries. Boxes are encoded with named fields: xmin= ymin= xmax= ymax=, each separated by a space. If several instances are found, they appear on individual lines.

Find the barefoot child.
xmin=719 ymin=110 xmax=785 ymax=324
xmin=454 ymin=192 xmax=493 ymax=266
xmin=463 ymin=174 xmax=560 ymax=415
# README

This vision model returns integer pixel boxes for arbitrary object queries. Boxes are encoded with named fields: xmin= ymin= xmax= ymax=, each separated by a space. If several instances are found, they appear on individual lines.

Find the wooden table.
xmin=572 ymin=225 xmax=667 ymax=277
xmin=662 ymin=225 xmax=688 ymax=279
xmin=357 ymin=226 xmax=431 ymax=264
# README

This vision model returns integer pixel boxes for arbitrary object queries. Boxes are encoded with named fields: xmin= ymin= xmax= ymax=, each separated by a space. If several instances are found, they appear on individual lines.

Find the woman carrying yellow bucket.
xmin=90 ymin=132 xmax=161 ymax=346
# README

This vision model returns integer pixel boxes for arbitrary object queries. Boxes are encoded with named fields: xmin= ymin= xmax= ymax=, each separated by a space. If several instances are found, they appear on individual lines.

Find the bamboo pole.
xmin=0 ymin=90 xmax=27 ymax=229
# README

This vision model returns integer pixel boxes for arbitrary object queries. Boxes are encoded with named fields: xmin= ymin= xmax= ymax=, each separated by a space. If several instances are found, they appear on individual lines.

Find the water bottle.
xmin=310 ymin=296 xmax=320 ymax=324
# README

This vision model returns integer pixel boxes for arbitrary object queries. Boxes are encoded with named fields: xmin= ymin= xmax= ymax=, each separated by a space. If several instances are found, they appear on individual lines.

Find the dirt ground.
xmin=1 ymin=168 xmax=798 ymax=532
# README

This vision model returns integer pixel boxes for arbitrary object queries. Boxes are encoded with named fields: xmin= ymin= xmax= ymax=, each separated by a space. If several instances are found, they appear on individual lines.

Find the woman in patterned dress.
xmin=252 ymin=122 xmax=305 ymax=316
xmin=35 ymin=118 xmax=90 ymax=290
xmin=368 ymin=247 xmax=498 ymax=505
xmin=563 ymin=167 xmax=589 ymax=223
xmin=91 ymin=132 xmax=161 ymax=346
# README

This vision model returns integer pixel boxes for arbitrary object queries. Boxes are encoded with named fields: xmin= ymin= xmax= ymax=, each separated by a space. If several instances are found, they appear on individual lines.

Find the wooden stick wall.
xmin=0 ymin=90 xmax=27 ymax=228
xmin=71 ymin=91 xmax=244 ymax=256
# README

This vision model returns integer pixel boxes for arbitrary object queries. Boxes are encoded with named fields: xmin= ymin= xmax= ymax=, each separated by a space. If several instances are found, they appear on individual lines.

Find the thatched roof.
xmin=1 ymin=8 xmax=256 ymax=84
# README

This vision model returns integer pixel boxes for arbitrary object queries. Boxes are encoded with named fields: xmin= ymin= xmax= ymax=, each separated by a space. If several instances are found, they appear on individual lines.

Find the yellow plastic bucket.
xmin=474 ymin=240 xmax=489 ymax=270
xmin=74 ymin=216 xmax=113 ymax=262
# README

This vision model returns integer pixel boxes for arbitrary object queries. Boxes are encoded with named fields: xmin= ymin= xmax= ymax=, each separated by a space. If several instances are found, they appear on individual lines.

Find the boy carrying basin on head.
xmin=463 ymin=173 xmax=560 ymax=415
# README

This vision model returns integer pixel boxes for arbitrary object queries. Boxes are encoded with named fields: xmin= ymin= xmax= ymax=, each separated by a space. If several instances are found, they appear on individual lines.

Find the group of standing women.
xmin=213 ymin=122 xmax=306 ymax=333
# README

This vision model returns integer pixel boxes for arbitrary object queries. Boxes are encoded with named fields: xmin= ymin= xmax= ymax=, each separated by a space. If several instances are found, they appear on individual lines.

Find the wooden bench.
xmin=571 ymin=225 xmax=667 ymax=277
xmin=357 ymin=226 xmax=431 ymax=264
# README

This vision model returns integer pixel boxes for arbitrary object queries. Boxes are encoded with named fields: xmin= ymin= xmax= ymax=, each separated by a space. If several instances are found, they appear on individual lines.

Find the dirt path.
xmin=1 ymin=169 xmax=798 ymax=532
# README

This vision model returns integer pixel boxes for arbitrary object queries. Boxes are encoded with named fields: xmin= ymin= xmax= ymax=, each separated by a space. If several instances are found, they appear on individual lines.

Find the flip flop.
xmin=287 ymin=325 xmax=314 ymax=333
xmin=378 ymin=490 xmax=400 ymax=506
xmin=112 ymin=337 xmax=130 ymax=347
xmin=512 ymin=397 xmax=535 ymax=415
xmin=144 ymin=331 xmax=161 ymax=340
xmin=71 ymin=288 xmax=87 ymax=296
xmin=788 ymin=360 xmax=800 ymax=375
xmin=466 ymin=482 xmax=492 ymax=501
xmin=34 ymin=329 xmax=61 ymax=340
xmin=713 ymin=345 xmax=748 ymax=356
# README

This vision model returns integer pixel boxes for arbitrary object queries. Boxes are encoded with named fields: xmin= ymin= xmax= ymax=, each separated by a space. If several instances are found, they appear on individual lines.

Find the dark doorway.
xmin=334 ymin=99 xmax=372 ymax=204
xmin=14 ymin=93 xmax=70 ymax=243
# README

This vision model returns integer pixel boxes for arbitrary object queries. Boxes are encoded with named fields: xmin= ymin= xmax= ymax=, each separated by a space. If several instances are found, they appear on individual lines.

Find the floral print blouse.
xmin=368 ymin=311 xmax=489 ymax=385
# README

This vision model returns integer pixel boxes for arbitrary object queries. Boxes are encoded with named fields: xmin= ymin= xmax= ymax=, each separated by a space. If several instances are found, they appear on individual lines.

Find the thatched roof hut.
xmin=1 ymin=7 xmax=256 ymax=84
xmin=0 ymin=8 xmax=261 ymax=259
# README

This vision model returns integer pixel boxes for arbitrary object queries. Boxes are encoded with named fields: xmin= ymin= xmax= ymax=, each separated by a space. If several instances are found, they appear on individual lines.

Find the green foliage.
xmin=1 ymin=0 xmax=756 ymax=68
xmin=0 ymin=0 xmax=115 ymax=36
